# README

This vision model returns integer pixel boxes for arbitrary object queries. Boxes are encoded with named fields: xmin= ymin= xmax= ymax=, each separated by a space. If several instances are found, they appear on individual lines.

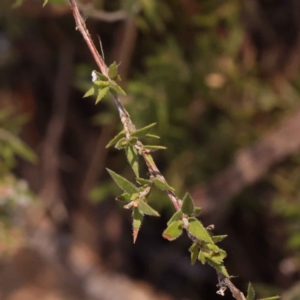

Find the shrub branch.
xmin=67 ymin=1 xmax=279 ymax=299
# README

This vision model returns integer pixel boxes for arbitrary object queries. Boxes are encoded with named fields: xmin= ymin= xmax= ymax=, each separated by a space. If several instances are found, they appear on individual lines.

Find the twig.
xmin=67 ymin=0 xmax=247 ymax=298
xmin=69 ymin=0 xmax=135 ymax=136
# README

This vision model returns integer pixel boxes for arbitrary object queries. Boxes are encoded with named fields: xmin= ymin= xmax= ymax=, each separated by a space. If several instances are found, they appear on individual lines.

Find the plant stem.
xmin=67 ymin=0 xmax=247 ymax=298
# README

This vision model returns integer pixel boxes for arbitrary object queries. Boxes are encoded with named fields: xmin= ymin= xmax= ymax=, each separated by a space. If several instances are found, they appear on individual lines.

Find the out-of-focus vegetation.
xmin=1 ymin=0 xmax=300 ymax=299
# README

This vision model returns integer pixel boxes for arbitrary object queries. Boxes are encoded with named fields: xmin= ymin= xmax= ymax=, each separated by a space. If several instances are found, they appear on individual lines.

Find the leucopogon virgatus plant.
xmin=42 ymin=0 xmax=280 ymax=299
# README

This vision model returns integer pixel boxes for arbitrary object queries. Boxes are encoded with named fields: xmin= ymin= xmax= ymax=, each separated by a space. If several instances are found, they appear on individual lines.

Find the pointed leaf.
xmin=106 ymin=169 xmax=138 ymax=194
xmin=209 ymin=256 xmax=224 ymax=264
xmin=188 ymin=243 xmax=198 ymax=252
xmin=131 ymin=123 xmax=157 ymax=139
xmin=206 ymin=243 xmax=220 ymax=252
xmin=181 ymin=193 xmax=195 ymax=215
xmin=187 ymin=217 xmax=214 ymax=243
xmin=110 ymin=84 xmax=126 ymax=96
xmin=125 ymin=144 xmax=139 ymax=177
xmin=133 ymin=207 xmax=143 ymax=243
xmin=115 ymin=137 xmax=128 ymax=149
xmin=167 ymin=210 xmax=183 ymax=226
xmin=143 ymin=145 xmax=167 ymax=151
xmin=206 ymin=258 xmax=230 ymax=278
xmin=108 ymin=62 xmax=118 ymax=79
xmin=94 ymin=80 xmax=110 ymax=87
xmin=153 ymin=178 xmax=175 ymax=191
xmin=193 ymin=207 xmax=202 ymax=216
xmin=106 ymin=130 xmax=125 ymax=148
xmin=162 ymin=220 xmax=183 ymax=241
xmin=144 ymin=153 xmax=156 ymax=166
xmin=198 ymin=251 xmax=206 ymax=264
xmin=146 ymin=134 xmax=160 ymax=139
xmin=218 ymin=249 xmax=227 ymax=259
xmin=247 ymin=283 xmax=255 ymax=300
xmin=83 ymin=86 xmax=95 ymax=98
xmin=95 ymin=87 xmax=109 ymax=104
xmin=259 ymin=297 xmax=280 ymax=300
xmin=43 ymin=0 xmax=48 ymax=6
xmin=190 ymin=243 xmax=200 ymax=265
xmin=212 ymin=235 xmax=228 ymax=243
xmin=138 ymin=201 xmax=159 ymax=216
xmin=136 ymin=178 xmax=152 ymax=186
xmin=93 ymin=71 xmax=108 ymax=81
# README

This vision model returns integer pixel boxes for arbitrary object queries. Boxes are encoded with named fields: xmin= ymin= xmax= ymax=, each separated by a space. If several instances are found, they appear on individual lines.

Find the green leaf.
xmin=115 ymin=137 xmax=128 ymax=149
xmin=43 ymin=0 xmax=48 ymax=6
xmin=138 ymin=201 xmax=160 ymax=216
xmin=206 ymin=258 xmax=230 ymax=278
xmin=95 ymin=87 xmax=110 ymax=104
xmin=206 ymin=243 xmax=220 ymax=252
xmin=110 ymin=84 xmax=126 ymax=96
xmin=136 ymin=178 xmax=152 ymax=186
xmin=131 ymin=123 xmax=157 ymax=139
xmin=181 ymin=193 xmax=195 ymax=215
xmin=144 ymin=153 xmax=156 ymax=166
xmin=188 ymin=243 xmax=197 ymax=252
xmin=133 ymin=207 xmax=144 ymax=243
xmin=198 ymin=251 xmax=206 ymax=264
xmin=167 ymin=210 xmax=183 ymax=226
xmin=259 ymin=297 xmax=280 ymax=300
xmin=108 ymin=62 xmax=118 ymax=79
xmin=217 ymin=249 xmax=227 ymax=260
xmin=162 ymin=220 xmax=183 ymax=241
xmin=209 ymin=249 xmax=227 ymax=263
xmin=125 ymin=145 xmax=139 ymax=177
xmin=106 ymin=169 xmax=138 ymax=194
xmin=145 ymin=134 xmax=160 ymax=139
xmin=93 ymin=71 xmax=109 ymax=81
xmin=246 ymin=283 xmax=255 ymax=300
xmin=133 ymin=207 xmax=143 ymax=228
xmin=106 ymin=130 xmax=125 ymax=148
xmin=153 ymin=178 xmax=175 ymax=191
xmin=212 ymin=235 xmax=228 ymax=243
xmin=187 ymin=217 xmax=214 ymax=243
xmin=143 ymin=145 xmax=167 ymax=151
xmin=193 ymin=207 xmax=202 ymax=216
xmin=116 ymin=193 xmax=131 ymax=203
xmin=83 ymin=86 xmax=95 ymax=98
xmin=129 ymin=137 xmax=138 ymax=145
xmin=94 ymin=80 xmax=110 ymax=87
xmin=189 ymin=243 xmax=200 ymax=265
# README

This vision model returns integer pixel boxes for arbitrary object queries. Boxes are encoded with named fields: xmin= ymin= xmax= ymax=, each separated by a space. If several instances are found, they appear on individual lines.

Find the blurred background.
xmin=1 ymin=0 xmax=300 ymax=299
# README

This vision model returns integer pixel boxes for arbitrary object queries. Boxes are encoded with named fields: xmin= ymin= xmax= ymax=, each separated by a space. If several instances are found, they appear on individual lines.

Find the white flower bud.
xmin=91 ymin=70 xmax=98 ymax=83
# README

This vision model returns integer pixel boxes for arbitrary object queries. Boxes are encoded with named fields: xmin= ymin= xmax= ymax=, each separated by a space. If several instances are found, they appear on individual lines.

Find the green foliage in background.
xmin=0 ymin=109 xmax=36 ymax=229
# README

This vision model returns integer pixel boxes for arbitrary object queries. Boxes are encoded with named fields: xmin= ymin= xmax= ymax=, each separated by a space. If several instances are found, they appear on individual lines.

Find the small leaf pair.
xmin=107 ymin=169 xmax=159 ymax=243
xmin=83 ymin=85 xmax=110 ymax=104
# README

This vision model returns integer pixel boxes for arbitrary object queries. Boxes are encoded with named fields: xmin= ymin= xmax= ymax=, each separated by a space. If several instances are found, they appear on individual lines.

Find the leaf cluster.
xmin=83 ymin=64 xmax=126 ymax=104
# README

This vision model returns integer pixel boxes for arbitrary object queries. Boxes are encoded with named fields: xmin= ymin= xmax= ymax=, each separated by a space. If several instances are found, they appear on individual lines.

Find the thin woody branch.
xmin=69 ymin=0 xmax=135 ymax=136
xmin=67 ymin=0 xmax=247 ymax=298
